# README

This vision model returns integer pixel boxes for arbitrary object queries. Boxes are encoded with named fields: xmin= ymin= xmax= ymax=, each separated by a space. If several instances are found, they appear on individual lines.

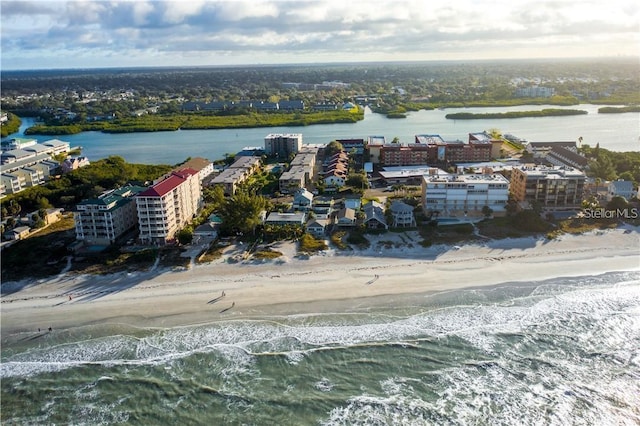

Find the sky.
xmin=1 ymin=0 xmax=639 ymax=70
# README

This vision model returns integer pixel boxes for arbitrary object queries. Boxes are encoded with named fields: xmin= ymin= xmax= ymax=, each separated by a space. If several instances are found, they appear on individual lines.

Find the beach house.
xmin=390 ymin=200 xmax=416 ymax=227
xmin=363 ymin=201 xmax=388 ymax=230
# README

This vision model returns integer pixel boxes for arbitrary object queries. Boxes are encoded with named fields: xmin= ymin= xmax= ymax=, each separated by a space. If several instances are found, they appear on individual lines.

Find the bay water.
xmin=2 ymin=270 xmax=639 ymax=425
xmin=9 ymin=104 xmax=640 ymax=165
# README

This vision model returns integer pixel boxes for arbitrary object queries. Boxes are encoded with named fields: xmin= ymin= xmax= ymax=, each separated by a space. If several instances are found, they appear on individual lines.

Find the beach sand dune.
xmin=2 ymin=228 xmax=639 ymax=340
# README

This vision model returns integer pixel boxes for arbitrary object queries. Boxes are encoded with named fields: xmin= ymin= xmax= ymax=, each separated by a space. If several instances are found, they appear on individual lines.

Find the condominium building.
xmin=74 ymin=185 xmax=146 ymax=245
xmin=279 ymin=147 xmax=317 ymax=193
xmin=372 ymin=135 xmax=493 ymax=167
xmin=510 ymin=166 xmax=586 ymax=209
xmin=422 ymin=173 xmax=510 ymax=218
xmin=264 ymin=133 xmax=303 ymax=157
xmin=172 ymin=157 xmax=215 ymax=182
xmin=210 ymin=156 xmax=262 ymax=195
xmin=136 ymin=168 xmax=201 ymax=245
xmin=515 ymin=86 xmax=555 ymax=98
xmin=1 ymin=137 xmax=37 ymax=151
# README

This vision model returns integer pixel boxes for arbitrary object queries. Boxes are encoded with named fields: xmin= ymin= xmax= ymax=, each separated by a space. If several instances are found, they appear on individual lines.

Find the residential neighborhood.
xmin=1 ymin=128 xmax=638 ymax=272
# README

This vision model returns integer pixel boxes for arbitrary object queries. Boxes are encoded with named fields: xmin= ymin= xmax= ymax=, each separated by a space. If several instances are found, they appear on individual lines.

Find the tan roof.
xmin=177 ymin=157 xmax=211 ymax=172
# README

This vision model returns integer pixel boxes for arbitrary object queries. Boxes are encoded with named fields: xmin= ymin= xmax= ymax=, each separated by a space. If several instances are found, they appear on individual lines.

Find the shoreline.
xmin=2 ymin=228 xmax=639 ymax=344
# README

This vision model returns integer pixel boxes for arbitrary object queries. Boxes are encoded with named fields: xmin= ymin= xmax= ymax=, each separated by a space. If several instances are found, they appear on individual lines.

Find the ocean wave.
xmin=2 ymin=271 xmax=639 ymax=380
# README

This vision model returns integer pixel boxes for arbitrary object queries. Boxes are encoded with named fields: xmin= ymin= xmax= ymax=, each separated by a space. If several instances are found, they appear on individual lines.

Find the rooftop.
xmin=424 ymin=173 xmax=510 ymax=184
xmin=177 ymin=157 xmax=212 ymax=172
xmin=515 ymin=165 xmax=586 ymax=179
xmin=415 ymin=134 xmax=445 ymax=144
xmin=138 ymin=174 xmax=186 ymax=197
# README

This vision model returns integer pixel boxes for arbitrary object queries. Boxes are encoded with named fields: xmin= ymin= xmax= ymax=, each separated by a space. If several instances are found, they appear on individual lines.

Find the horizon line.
xmin=3 ymin=55 xmax=639 ymax=73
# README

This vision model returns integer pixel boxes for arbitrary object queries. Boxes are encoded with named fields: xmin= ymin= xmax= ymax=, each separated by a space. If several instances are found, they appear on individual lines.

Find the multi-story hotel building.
xmin=422 ymin=173 xmax=510 ymax=218
xmin=136 ymin=168 xmax=201 ymax=245
xmin=74 ymin=185 xmax=146 ymax=245
xmin=510 ymin=166 xmax=586 ymax=209
xmin=264 ymin=133 xmax=303 ymax=157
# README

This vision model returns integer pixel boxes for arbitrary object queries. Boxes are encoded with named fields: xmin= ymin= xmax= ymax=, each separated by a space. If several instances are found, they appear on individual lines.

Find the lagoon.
xmin=9 ymin=104 xmax=639 ymax=165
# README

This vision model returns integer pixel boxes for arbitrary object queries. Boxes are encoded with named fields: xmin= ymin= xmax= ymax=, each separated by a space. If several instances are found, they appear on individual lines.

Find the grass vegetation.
xmin=346 ymin=228 xmax=370 ymax=248
xmin=330 ymin=231 xmax=350 ymax=250
xmin=1 ymin=215 xmax=76 ymax=281
xmin=253 ymin=248 xmax=284 ymax=259
xmin=196 ymin=241 xmax=227 ymax=264
xmin=418 ymin=222 xmax=478 ymax=246
xmin=299 ymin=233 xmax=329 ymax=253
xmin=546 ymin=217 xmax=619 ymax=239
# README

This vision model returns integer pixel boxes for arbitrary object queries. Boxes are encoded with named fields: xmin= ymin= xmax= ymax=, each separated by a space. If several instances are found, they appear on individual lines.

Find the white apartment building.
xmin=136 ymin=168 xmax=201 ymax=245
xmin=75 ymin=185 xmax=146 ymax=246
xmin=1 ymin=137 xmax=37 ymax=151
xmin=41 ymin=139 xmax=71 ymax=156
xmin=264 ymin=133 xmax=303 ymax=157
xmin=422 ymin=173 xmax=510 ymax=218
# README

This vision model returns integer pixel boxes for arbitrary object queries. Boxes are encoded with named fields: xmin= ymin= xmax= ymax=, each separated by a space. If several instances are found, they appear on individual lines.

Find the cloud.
xmin=1 ymin=0 xmax=638 ymax=69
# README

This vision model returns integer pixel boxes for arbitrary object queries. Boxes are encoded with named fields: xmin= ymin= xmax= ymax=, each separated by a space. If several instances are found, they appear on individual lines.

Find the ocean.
xmin=2 ymin=270 xmax=639 ymax=425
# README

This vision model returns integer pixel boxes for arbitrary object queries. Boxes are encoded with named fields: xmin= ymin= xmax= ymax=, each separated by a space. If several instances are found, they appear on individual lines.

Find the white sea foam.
xmin=3 ymin=272 xmax=639 ymax=382
xmin=314 ymin=377 xmax=334 ymax=392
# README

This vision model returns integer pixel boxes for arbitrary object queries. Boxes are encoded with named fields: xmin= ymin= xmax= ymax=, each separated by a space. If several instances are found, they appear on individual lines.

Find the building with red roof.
xmin=136 ymin=169 xmax=201 ymax=244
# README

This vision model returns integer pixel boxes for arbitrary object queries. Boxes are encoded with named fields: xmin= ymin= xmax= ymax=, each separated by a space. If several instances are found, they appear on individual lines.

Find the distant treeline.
xmin=445 ymin=109 xmax=588 ymax=120
xmin=24 ymin=109 xmax=364 ymax=135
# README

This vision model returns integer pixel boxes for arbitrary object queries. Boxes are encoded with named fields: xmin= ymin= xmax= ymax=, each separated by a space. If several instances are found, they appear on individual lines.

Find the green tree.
xmin=346 ymin=172 xmax=367 ymax=191
xmin=203 ymin=185 xmax=225 ymax=209
xmin=325 ymin=140 xmax=344 ymax=158
xmin=177 ymin=227 xmax=194 ymax=245
xmin=219 ymin=191 xmax=270 ymax=236
xmin=588 ymin=156 xmax=617 ymax=181
xmin=5 ymin=217 xmax=16 ymax=229
xmin=618 ymin=171 xmax=636 ymax=184
xmin=482 ymin=205 xmax=493 ymax=218
xmin=605 ymin=196 xmax=629 ymax=211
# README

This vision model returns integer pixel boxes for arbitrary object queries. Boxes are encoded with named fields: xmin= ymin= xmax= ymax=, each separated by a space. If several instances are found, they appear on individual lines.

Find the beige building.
xmin=510 ymin=166 xmax=585 ymax=209
xmin=279 ymin=147 xmax=318 ymax=193
xmin=136 ymin=168 xmax=202 ymax=245
xmin=210 ymin=156 xmax=261 ymax=195
xmin=264 ymin=133 xmax=303 ymax=157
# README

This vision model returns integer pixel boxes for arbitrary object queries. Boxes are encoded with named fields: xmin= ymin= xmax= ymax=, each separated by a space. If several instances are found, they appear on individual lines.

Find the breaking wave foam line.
xmin=3 ymin=272 xmax=639 ymax=379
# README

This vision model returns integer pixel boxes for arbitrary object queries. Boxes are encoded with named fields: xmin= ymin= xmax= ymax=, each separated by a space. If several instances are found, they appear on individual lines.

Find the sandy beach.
xmin=2 ymin=227 xmax=639 ymax=340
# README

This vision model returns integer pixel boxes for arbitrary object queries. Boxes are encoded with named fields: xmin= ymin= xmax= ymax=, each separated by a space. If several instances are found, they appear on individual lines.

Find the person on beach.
xmin=222 ymin=291 xmax=226 ymax=297
xmin=68 ymin=295 xmax=72 ymax=301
